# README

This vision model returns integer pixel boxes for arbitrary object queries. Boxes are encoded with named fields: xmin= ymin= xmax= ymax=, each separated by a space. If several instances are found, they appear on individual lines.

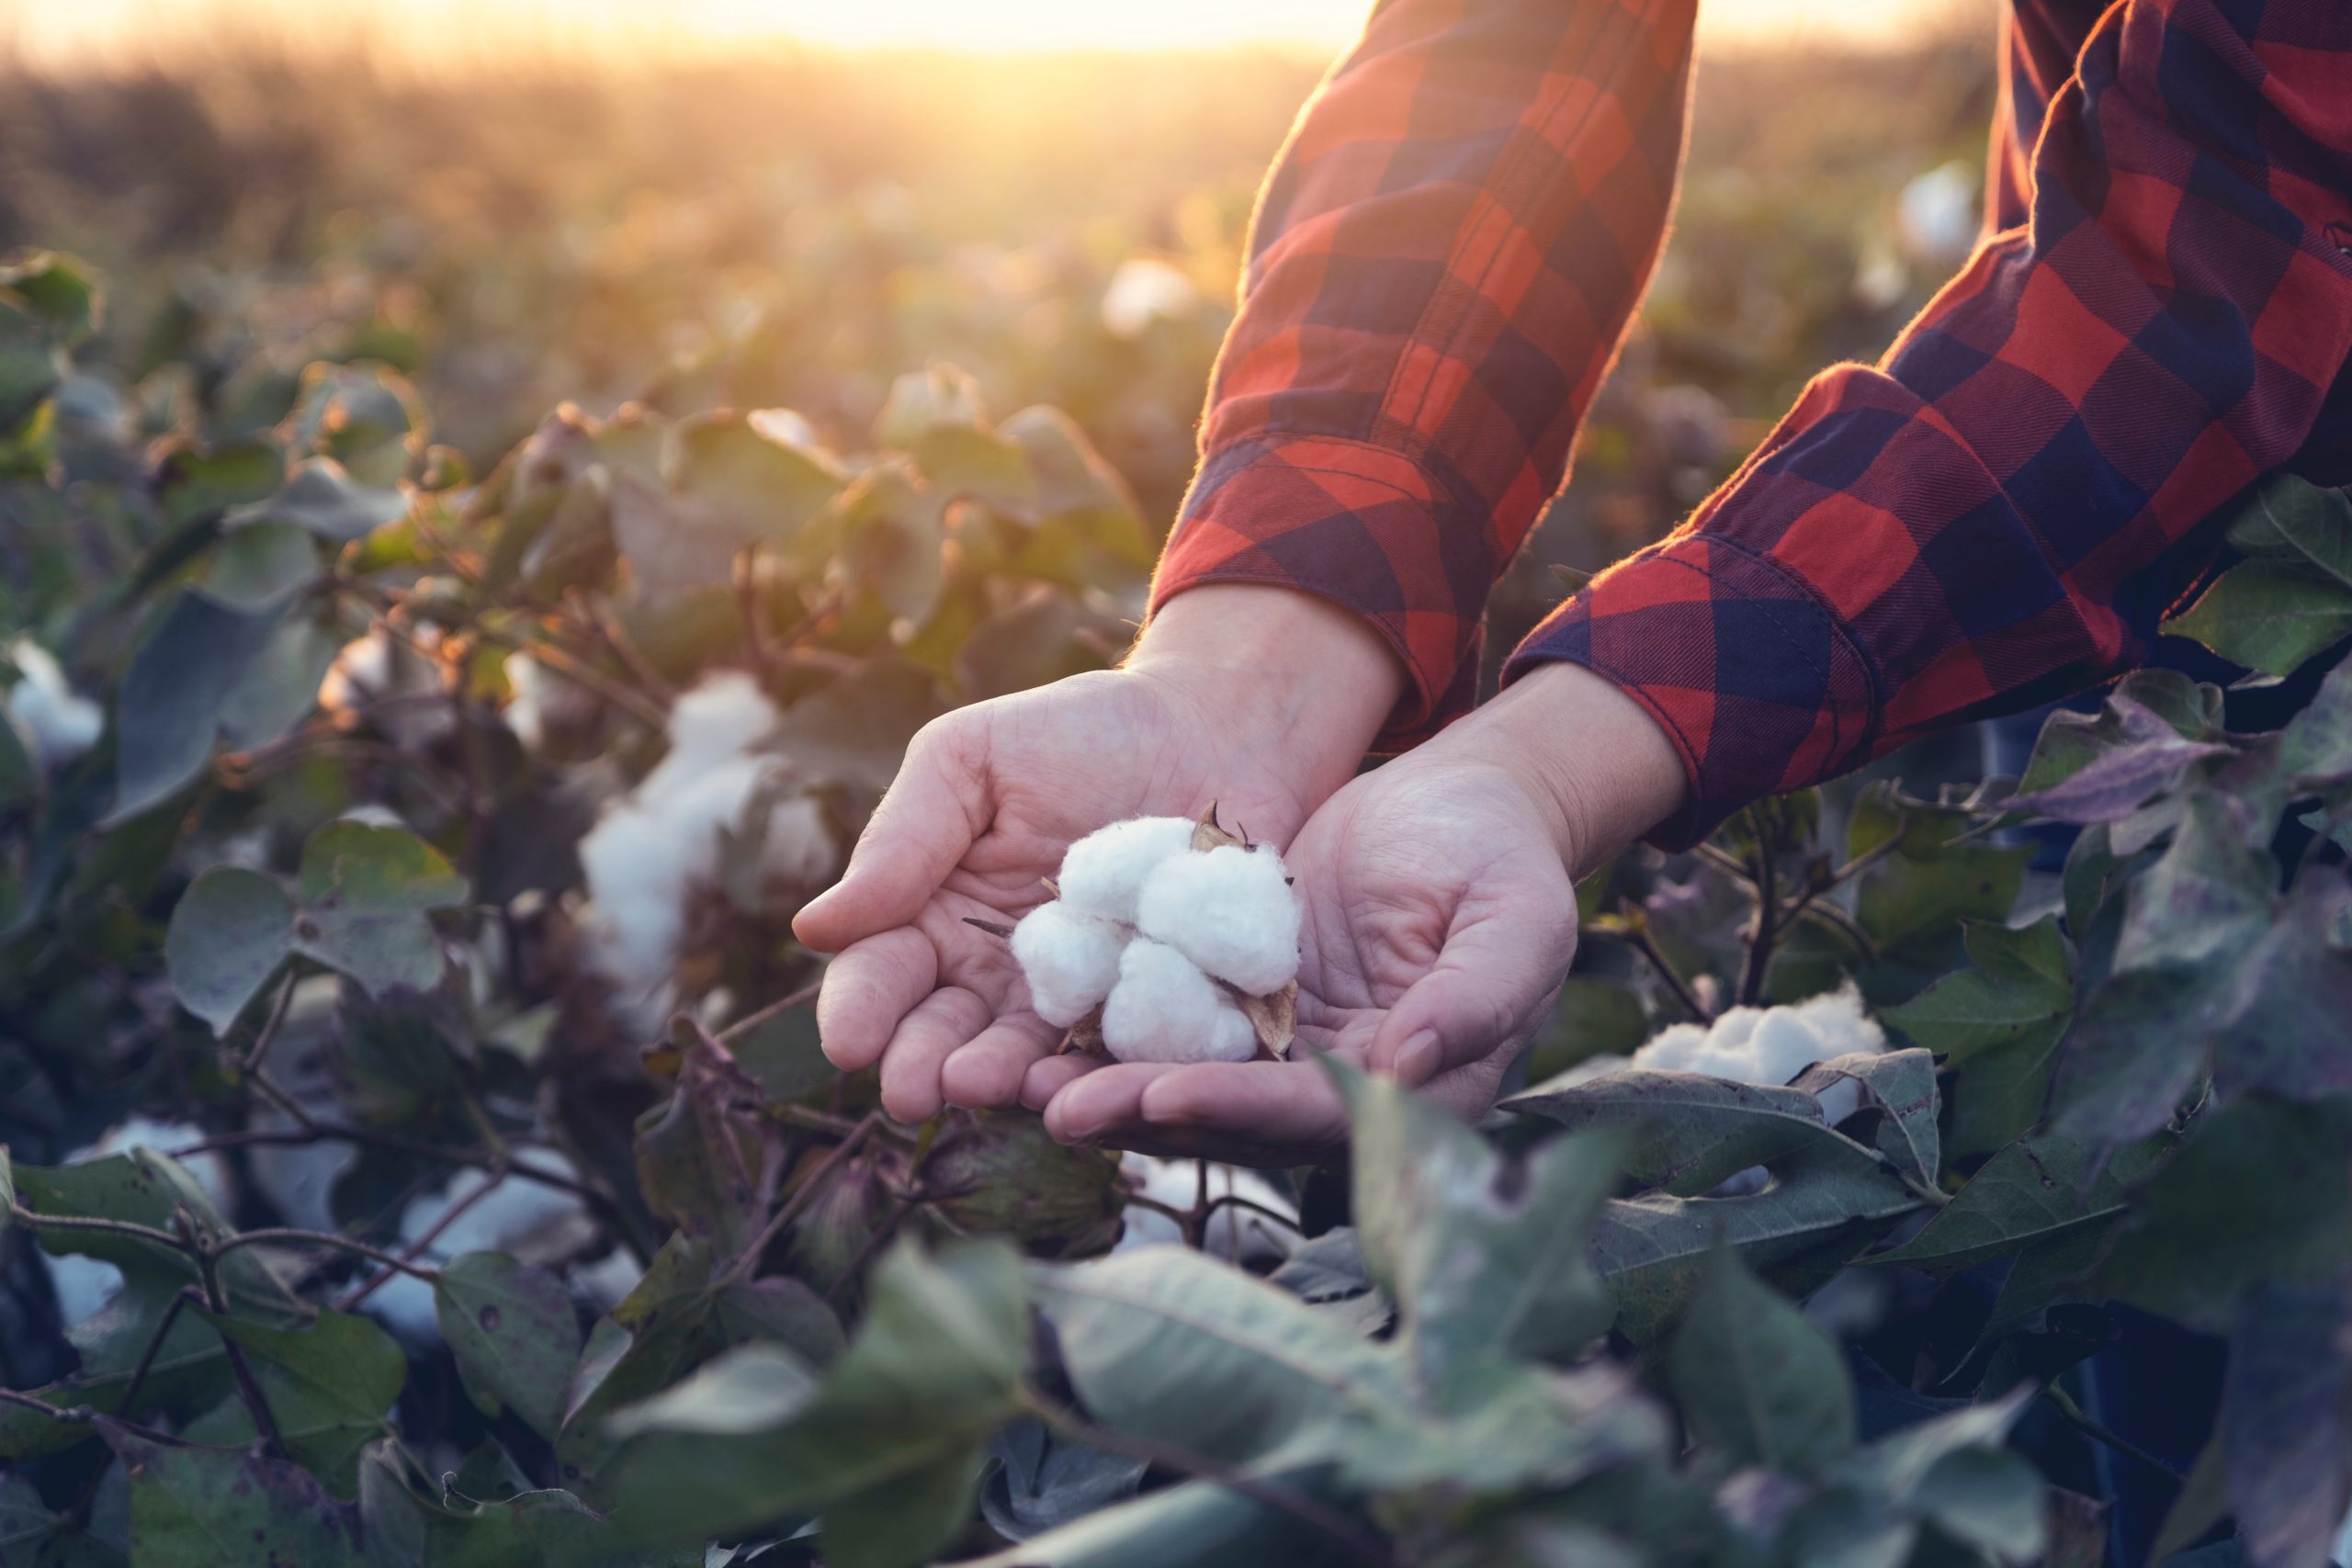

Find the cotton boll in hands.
xmin=1057 ymin=816 xmax=1194 ymax=924
xmin=1135 ymin=844 xmax=1300 ymax=997
xmin=1101 ymin=939 xmax=1259 ymax=1065
xmin=1011 ymin=901 xmax=1125 ymax=1027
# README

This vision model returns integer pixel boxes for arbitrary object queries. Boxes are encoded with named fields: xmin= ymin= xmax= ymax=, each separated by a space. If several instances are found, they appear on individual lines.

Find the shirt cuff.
xmin=1149 ymin=435 xmax=1494 ymax=750
xmin=1502 ymin=534 xmax=1881 ymax=850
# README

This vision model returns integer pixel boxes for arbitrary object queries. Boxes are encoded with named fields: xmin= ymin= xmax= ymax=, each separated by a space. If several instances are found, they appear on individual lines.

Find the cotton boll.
xmin=3 ymin=638 xmax=102 ymax=768
xmin=1101 ymin=257 xmax=1202 ymax=340
xmin=1135 ymin=844 xmax=1300 ymax=997
xmin=1011 ymin=901 xmax=1126 ymax=1027
xmin=1116 ymin=1156 xmax=1299 ymax=1263
xmin=503 ymin=651 xmax=548 ymax=751
xmin=363 ymin=1162 xmax=595 ymax=1344
xmin=1101 ymin=939 xmax=1255 ymax=1065
xmin=1057 ymin=817 xmax=1194 ymax=924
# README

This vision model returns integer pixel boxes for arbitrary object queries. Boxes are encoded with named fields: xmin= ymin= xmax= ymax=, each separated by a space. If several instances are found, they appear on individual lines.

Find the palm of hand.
xmin=1034 ymin=754 xmax=1581 ymax=1162
xmin=802 ymin=668 xmax=1317 ymax=1121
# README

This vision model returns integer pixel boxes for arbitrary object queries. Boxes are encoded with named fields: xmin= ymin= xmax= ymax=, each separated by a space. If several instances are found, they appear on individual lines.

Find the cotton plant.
xmin=995 ymin=806 xmax=1302 ymax=1064
xmin=2 ymin=636 xmax=102 ymax=770
xmin=577 ymin=671 xmax=840 ymax=1022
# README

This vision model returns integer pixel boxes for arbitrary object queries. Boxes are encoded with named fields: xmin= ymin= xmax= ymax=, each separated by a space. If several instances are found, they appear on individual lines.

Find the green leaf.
xmin=357 ymin=1438 xmax=656 ymax=1568
xmin=2278 ymin=651 xmax=2352 ymax=785
xmin=1035 ymin=1246 xmax=1407 ymax=1469
xmin=1869 ymin=1131 xmax=2145 ymax=1277
xmin=2 ymin=251 xmax=100 ymax=342
xmin=190 ymin=1307 xmax=405 ymax=1496
xmin=1591 ymin=1143 xmax=1923 ymax=1341
xmin=164 ymin=868 xmax=294 ymax=1036
xmin=1336 ymin=1061 xmax=1622 ymax=1382
xmin=2223 ymin=473 xmax=2352 ymax=588
xmin=435 ymin=1253 xmax=583 ymax=1440
xmin=1790 ymin=1048 xmax=1940 ymax=1187
xmin=770 ymin=660 xmax=944 ymax=797
xmin=108 ymin=589 xmax=285 ymax=823
xmin=1668 ymin=1246 xmax=1854 ymax=1474
xmin=727 ymin=1001 xmax=836 ymax=1102
xmin=289 ymin=363 xmax=423 ymax=487
xmin=2165 ymin=558 xmax=2352 ymax=678
xmin=2093 ymin=1096 xmax=2352 ymax=1332
xmin=1886 ymin=917 xmax=2075 ymax=1160
xmin=102 ymin=1421 xmax=364 ymax=1567
xmin=606 ymin=1239 xmax=1023 ymax=1547
xmin=1848 ymin=787 xmax=2030 ymax=966
xmin=830 ymin=460 xmax=947 ymax=628
xmin=1504 ymin=1068 xmax=1877 ymax=1199
xmin=205 ymin=519 xmax=322 ymax=610
xmin=600 ymin=1341 xmax=819 ymax=1440
xmin=951 ymin=591 xmax=1112 ymax=704
xmin=224 ymin=457 xmax=410 ymax=543
xmin=2222 ymin=1282 xmax=2352 ymax=1568
xmin=2003 ymin=698 xmax=2233 ymax=824
xmin=292 ymin=821 xmax=468 ymax=998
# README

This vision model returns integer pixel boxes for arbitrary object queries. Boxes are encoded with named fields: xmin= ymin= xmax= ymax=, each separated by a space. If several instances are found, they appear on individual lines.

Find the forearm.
xmin=1128 ymin=583 xmax=1404 ymax=807
xmin=1427 ymin=661 xmax=1688 ymax=877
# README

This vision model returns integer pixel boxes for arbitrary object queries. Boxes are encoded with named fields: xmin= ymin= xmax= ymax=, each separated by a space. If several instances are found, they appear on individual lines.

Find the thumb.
xmin=1367 ymin=908 xmax=1575 ymax=1089
xmin=793 ymin=716 xmax=988 ymax=953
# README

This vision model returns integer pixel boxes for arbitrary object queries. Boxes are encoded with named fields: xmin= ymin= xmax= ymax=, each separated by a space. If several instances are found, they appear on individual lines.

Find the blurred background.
xmin=0 ymin=0 xmax=1999 ymax=669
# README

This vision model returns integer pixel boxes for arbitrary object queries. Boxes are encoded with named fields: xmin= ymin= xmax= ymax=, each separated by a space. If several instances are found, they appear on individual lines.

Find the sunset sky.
xmin=6 ymin=0 xmax=1981 ymax=66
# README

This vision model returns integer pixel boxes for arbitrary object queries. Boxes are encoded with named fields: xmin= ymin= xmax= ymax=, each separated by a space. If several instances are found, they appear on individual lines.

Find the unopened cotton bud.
xmin=1011 ymin=901 xmax=1126 ymax=1027
xmin=1057 ymin=816 xmax=1194 ymax=924
xmin=1101 ymin=939 xmax=1257 ymax=1065
xmin=1134 ymin=843 xmax=1300 ymax=997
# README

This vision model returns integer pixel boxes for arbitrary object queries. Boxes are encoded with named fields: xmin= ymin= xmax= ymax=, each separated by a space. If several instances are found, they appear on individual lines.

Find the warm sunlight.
xmin=7 ymin=0 xmax=1981 ymax=66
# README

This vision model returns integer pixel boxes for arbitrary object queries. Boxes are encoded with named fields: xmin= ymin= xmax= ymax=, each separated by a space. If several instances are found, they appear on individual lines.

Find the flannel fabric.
xmin=1150 ymin=0 xmax=2352 ymax=846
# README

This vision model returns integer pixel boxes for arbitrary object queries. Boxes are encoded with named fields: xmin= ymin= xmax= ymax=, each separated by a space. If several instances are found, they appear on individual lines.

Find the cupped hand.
xmin=791 ymin=587 xmax=1400 ymax=1124
xmin=1026 ymin=660 xmax=1690 ymax=1166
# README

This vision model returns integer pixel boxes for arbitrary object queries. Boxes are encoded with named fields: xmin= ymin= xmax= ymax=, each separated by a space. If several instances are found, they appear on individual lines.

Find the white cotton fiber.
xmin=579 ymin=671 xmax=836 ymax=1013
xmin=3 ymin=638 xmax=102 ymax=769
xmin=1011 ymin=901 xmax=1126 ymax=1027
xmin=1555 ymin=982 xmax=1887 ymax=1122
xmin=1101 ymin=939 xmax=1258 ymax=1065
xmin=1135 ymin=843 xmax=1300 ymax=997
xmin=1057 ymin=816 xmax=1194 ymax=924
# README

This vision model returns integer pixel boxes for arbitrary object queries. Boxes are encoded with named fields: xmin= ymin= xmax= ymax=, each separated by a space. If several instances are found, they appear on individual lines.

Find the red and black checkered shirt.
xmin=1150 ymin=0 xmax=2352 ymax=846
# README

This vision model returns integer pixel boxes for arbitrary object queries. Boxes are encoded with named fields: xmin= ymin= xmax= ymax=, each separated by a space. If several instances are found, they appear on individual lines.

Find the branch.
xmin=714 ymin=1110 xmax=882 ymax=1292
xmin=2041 ymin=1384 xmax=2183 ymax=1481
xmin=334 ymin=1165 xmax=506 ymax=1311
xmin=207 ymin=1227 xmax=444 ymax=1283
xmin=715 ymin=977 xmax=823 ymax=1046
xmin=179 ymin=1210 xmax=285 ymax=1461
xmin=1598 ymin=904 xmax=1711 ymax=1023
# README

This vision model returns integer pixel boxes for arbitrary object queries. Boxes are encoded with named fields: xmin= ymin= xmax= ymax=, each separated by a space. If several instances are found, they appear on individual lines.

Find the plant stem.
xmin=2041 ymin=1384 xmax=2183 ymax=1481
xmin=1603 ymin=905 xmax=1711 ymax=1022
xmin=1023 ymin=1394 xmax=1398 ymax=1568
xmin=239 ymin=967 xmax=302 ymax=1076
xmin=208 ymin=1227 xmax=444 ymax=1283
xmin=716 ymin=977 xmax=823 ymax=1045
xmin=334 ymin=1163 xmax=505 ymax=1311
xmin=178 ymin=1211 xmax=286 ymax=1461
xmin=715 ymin=1110 xmax=882 ymax=1291
xmin=1736 ymin=839 xmax=1779 ymax=1008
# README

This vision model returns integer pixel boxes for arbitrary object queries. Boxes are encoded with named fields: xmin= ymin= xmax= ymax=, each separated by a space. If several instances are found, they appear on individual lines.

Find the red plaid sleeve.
xmin=1150 ymin=0 xmax=1697 ymax=745
xmin=1511 ymin=0 xmax=2352 ymax=846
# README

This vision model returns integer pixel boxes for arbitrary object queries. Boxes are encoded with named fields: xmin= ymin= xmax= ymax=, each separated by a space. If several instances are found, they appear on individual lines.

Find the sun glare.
xmin=5 ymin=0 xmax=1977 ymax=68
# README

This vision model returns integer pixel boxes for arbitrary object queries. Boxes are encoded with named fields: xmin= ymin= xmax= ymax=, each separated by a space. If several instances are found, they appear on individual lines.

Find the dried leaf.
xmin=1237 ymin=982 xmax=1297 ymax=1058
xmin=1061 ymin=1010 xmax=1104 ymax=1055
xmin=964 ymin=916 xmax=1016 ymax=940
xmin=1191 ymin=802 xmax=1244 ymax=852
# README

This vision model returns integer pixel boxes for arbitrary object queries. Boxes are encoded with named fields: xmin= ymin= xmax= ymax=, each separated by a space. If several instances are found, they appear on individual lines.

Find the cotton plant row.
xmin=989 ymin=807 xmax=1303 ymax=1064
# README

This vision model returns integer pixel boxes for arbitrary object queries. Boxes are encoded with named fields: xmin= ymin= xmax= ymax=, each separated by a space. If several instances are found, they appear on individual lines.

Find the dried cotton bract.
xmin=998 ymin=807 xmax=1303 ymax=1065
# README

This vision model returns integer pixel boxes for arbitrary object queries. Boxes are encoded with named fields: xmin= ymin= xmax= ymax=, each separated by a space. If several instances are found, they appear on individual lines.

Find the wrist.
xmin=1436 ymin=661 xmax=1689 ymax=875
xmin=1127 ymin=583 xmax=1404 ymax=795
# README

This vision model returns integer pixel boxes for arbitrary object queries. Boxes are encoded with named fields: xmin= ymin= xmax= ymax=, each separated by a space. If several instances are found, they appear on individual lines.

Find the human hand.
xmin=1024 ymin=661 xmax=1689 ymax=1165
xmin=791 ymin=586 xmax=1401 ymax=1123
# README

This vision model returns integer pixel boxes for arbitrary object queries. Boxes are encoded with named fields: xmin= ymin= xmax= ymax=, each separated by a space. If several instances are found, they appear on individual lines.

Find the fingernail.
xmin=1394 ymin=1030 xmax=1441 ymax=1084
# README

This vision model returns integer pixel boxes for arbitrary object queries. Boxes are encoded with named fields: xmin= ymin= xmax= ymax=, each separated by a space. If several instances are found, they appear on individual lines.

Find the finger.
xmin=815 ymin=928 xmax=938 ymax=1071
xmin=1367 ymin=908 xmax=1573 ymax=1087
xmin=1041 ymin=1062 xmax=1172 ymax=1145
xmin=877 ymin=986 xmax=994 ymax=1123
xmin=940 ymin=1013 xmax=1065 ymax=1109
xmin=1137 ymin=1062 xmax=1349 ymax=1156
xmin=793 ymin=717 xmax=985 ymax=953
xmin=1020 ymin=1052 xmax=1098 ymax=1110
